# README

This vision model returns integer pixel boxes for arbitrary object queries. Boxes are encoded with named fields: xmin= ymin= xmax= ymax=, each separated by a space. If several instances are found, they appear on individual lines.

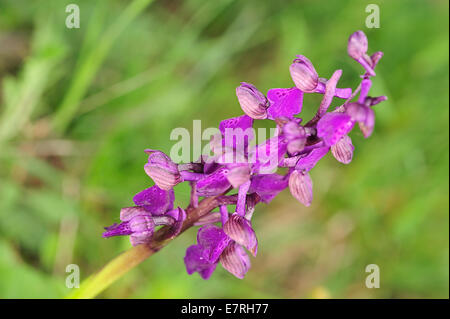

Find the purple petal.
xmin=295 ymin=146 xmax=330 ymax=172
xmin=164 ymin=207 xmax=186 ymax=239
xmin=267 ymin=87 xmax=303 ymax=119
xmin=315 ymin=80 xmax=352 ymax=99
xmin=317 ymin=112 xmax=355 ymax=146
xmin=196 ymin=167 xmax=231 ymax=196
xmin=184 ymin=244 xmax=218 ymax=280
xmin=133 ymin=185 xmax=175 ymax=215
xmin=249 ymin=173 xmax=289 ymax=203
xmin=316 ymin=69 xmax=342 ymax=118
xmin=219 ymin=242 xmax=251 ymax=279
xmin=249 ymin=135 xmax=287 ymax=174
xmin=197 ymin=225 xmax=231 ymax=263
xmin=219 ymin=115 xmax=254 ymax=151
xmin=102 ymin=222 xmax=132 ymax=238
xmin=358 ymin=78 xmax=372 ymax=104
xmin=219 ymin=115 xmax=253 ymax=134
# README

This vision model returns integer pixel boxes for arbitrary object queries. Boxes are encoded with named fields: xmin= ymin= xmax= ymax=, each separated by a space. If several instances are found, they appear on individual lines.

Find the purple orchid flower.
xmin=103 ymin=30 xmax=386 ymax=281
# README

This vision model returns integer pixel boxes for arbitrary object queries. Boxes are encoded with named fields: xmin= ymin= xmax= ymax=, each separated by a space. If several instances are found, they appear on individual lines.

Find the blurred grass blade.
xmin=52 ymin=0 xmax=154 ymax=133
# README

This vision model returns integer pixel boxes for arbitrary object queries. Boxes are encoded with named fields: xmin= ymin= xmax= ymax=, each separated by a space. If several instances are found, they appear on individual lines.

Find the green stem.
xmin=67 ymin=194 xmax=245 ymax=299
xmin=66 ymin=244 xmax=156 ymax=299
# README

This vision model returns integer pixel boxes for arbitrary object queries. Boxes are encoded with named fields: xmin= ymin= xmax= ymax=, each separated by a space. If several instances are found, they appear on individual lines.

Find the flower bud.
xmin=236 ymin=82 xmax=268 ymax=119
xmin=289 ymin=170 xmax=313 ymax=206
xmin=219 ymin=242 xmax=251 ymax=279
xmin=331 ymin=135 xmax=354 ymax=164
xmin=289 ymin=55 xmax=319 ymax=92
xmin=144 ymin=150 xmax=181 ymax=190
xmin=223 ymin=213 xmax=258 ymax=256
xmin=347 ymin=30 xmax=368 ymax=60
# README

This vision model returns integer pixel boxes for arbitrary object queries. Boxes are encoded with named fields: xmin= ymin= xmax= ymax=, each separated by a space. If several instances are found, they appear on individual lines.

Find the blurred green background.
xmin=0 ymin=0 xmax=448 ymax=298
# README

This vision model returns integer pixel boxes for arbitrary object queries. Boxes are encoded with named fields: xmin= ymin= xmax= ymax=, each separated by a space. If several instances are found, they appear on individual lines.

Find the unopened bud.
xmin=236 ymin=82 xmax=268 ymax=119
xmin=144 ymin=150 xmax=181 ymax=190
xmin=289 ymin=55 xmax=319 ymax=92
xmin=289 ymin=170 xmax=313 ymax=207
xmin=331 ymin=135 xmax=354 ymax=164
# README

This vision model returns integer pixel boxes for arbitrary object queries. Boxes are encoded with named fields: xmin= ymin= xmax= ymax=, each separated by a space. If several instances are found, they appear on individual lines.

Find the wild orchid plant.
xmin=91 ymin=30 xmax=385 ymax=293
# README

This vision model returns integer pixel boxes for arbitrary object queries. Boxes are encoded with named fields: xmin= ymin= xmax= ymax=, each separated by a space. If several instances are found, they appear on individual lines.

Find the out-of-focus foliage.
xmin=0 ymin=0 xmax=448 ymax=298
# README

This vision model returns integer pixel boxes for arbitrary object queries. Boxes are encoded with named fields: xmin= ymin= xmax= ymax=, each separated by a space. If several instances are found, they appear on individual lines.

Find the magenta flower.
xmin=103 ymin=30 xmax=386 ymax=280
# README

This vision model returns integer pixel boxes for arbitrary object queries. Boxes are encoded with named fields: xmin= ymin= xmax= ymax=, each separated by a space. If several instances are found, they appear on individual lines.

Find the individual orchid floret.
xmin=144 ymin=150 xmax=181 ymax=190
xmin=223 ymin=213 xmax=258 ymax=256
xmin=347 ymin=30 xmax=375 ymax=76
xmin=346 ymin=102 xmax=375 ymax=138
xmin=288 ymin=170 xmax=313 ymax=207
xmin=132 ymin=185 xmax=174 ymax=215
xmin=103 ymin=206 xmax=176 ymax=246
xmin=331 ymin=135 xmax=354 ymax=164
xmin=289 ymin=55 xmax=352 ymax=99
xmin=317 ymin=112 xmax=354 ymax=146
xmin=236 ymin=82 xmax=269 ymax=119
